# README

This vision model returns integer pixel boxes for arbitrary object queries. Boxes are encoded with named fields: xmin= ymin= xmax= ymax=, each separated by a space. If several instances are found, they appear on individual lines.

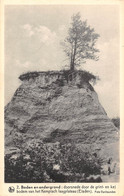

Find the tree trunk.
xmin=70 ymin=53 xmax=74 ymax=71
xmin=70 ymin=62 xmax=74 ymax=71
xmin=70 ymin=39 xmax=77 ymax=71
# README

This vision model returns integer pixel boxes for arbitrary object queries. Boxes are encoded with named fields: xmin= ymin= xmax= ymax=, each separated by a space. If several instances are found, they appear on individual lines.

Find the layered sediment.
xmin=5 ymin=70 xmax=119 ymax=161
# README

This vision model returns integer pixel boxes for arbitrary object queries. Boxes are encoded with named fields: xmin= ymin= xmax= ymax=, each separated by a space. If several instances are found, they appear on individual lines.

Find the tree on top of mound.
xmin=62 ymin=12 xmax=100 ymax=71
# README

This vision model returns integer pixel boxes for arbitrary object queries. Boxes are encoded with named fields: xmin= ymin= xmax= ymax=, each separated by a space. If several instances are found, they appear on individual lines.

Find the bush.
xmin=111 ymin=117 xmax=120 ymax=129
xmin=62 ymin=69 xmax=99 ymax=84
xmin=5 ymin=140 xmax=102 ymax=182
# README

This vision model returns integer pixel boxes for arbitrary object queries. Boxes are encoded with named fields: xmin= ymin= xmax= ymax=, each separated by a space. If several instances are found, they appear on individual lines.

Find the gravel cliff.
xmin=5 ymin=70 xmax=119 ymax=161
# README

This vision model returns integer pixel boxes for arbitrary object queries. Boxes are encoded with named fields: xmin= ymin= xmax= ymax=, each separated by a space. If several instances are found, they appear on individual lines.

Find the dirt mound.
xmin=5 ymin=70 xmax=119 ymax=164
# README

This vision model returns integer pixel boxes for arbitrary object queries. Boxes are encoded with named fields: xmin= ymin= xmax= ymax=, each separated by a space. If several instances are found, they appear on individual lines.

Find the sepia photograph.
xmin=4 ymin=4 xmax=120 ymax=185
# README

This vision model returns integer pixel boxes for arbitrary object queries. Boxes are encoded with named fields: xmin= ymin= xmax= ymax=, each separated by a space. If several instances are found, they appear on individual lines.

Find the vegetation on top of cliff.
xmin=19 ymin=70 xmax=63 ymax=81
xmin=19 ymin=69 xmax=99 ymax=85
xmin=61 ymin=12 xmax=100 ymax=71
xmin=63 ymin=69 xmax=99 ymax=84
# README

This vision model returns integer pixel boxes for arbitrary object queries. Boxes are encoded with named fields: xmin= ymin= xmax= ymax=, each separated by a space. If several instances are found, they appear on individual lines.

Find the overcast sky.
xmin=5 ymin=5 xmax=120 ymax=118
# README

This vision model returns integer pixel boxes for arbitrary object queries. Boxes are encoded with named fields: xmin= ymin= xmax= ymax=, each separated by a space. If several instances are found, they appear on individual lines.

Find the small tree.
xmin=62 ymin=12 xmax=100 ymax=71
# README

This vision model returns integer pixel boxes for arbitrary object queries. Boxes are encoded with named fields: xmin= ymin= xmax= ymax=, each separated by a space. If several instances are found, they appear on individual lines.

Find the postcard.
xmin=0 ymin=0 xmax=124 ymax=195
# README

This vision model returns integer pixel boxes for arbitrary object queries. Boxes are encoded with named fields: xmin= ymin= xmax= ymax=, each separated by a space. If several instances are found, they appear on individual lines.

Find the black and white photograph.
xmin=3 ymin=3 xmax=121 ymax=185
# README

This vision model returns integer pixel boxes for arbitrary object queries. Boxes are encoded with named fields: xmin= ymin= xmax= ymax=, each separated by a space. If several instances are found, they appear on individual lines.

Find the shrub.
xmin=5 ymin=140 xmax=102 ymax=182
xmin=62 ymin=69 xmax=99 ymax=84
xmin=111 ymin=117 xmax=120 ymax=129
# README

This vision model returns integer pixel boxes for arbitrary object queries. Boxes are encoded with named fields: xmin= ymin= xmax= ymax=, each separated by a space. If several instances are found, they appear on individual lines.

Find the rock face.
xmin=5 ymin=70 xmax=119 ymax=162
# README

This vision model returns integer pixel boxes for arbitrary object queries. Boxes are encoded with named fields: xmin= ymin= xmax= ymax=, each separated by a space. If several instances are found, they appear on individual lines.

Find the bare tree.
xmin=62 ymin=12 xmax=100 ymax=71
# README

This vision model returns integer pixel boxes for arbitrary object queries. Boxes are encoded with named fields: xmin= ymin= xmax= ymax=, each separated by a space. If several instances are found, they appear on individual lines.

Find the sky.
xmin=5 ymin=5 xmax=120 ymax=118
